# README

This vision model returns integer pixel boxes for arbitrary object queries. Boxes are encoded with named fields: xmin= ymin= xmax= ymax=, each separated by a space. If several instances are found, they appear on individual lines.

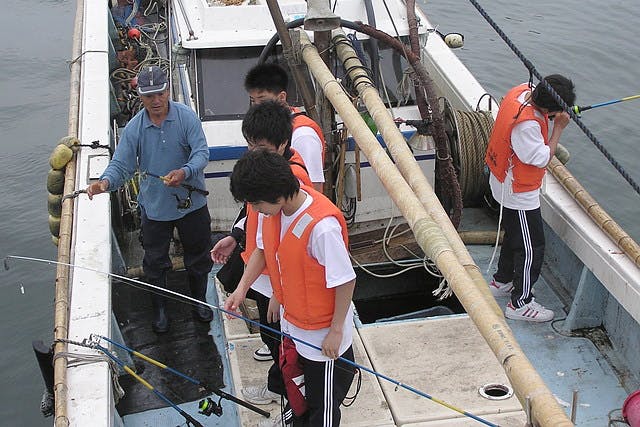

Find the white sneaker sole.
xmin=505 ymin=309 xmax=554 ymax=323
xmin=253 ymin=351 xmax=273 ymax=361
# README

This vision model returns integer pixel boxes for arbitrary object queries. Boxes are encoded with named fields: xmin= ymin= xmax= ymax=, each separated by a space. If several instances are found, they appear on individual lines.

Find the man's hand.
xmin=267 ymin=296 xmax=281 ymax=324
xmin=552 ymin=111 xmax=570 ymax=131
xmin=321 ymin=328 xmax=343 ymax=360
xmin=223 ymin=289 xmax=246 ymax=319
xmin=86 ymin=179 xmax=109 ymax=200
xmin=163 ymin=168 xmax=186 ymax=187
xmin=210 ymin=236 xmax=238 ymax=264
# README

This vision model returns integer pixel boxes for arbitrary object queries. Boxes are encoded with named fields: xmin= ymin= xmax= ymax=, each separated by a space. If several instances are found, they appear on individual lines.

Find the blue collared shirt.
xmin=101 ymin=101 xmax=209 ymax=221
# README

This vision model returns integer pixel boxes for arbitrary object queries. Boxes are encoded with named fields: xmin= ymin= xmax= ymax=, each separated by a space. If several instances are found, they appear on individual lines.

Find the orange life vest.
xmin=262 ymin=185 xmax=349 ymax=330
xmin=291 ymin=107 xmax=326 ymax=163
xmin=485 ymin=84 xmax=550 ymax=193
xmin=288 ymin=148 xmax=313 ymax=188
xmin=241 ymin=151 xmax=312 ymax=267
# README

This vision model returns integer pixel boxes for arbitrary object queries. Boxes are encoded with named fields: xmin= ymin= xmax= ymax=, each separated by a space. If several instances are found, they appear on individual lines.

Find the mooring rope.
xmin=5 ymin=255 xmax=499 ymax=427
xmin=467 ymin=0 xmax=640 ymax=196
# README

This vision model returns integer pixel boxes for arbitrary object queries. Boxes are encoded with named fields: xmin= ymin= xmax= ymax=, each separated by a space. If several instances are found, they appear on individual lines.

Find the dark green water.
xmin=0 ymin=0 xmax=638 ymax=425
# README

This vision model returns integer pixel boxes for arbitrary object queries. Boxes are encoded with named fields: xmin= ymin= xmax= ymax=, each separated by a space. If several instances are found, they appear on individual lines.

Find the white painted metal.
xmin=66 ymin=1 xmax=114 ymax=426
xmin=542 ymin=175 xmax=640 ymax=323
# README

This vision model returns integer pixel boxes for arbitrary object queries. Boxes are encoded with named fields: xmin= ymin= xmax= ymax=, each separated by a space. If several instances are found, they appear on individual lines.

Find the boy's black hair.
xmin=230 ymin=149 xmax=300 ymax=204
xmin=244 ymin=63 xmax=289 ymax=94
xmin=242 ymin=100 xmax=293 ymax=151
xmin=532 ymin=74 xmax=576 ymax=113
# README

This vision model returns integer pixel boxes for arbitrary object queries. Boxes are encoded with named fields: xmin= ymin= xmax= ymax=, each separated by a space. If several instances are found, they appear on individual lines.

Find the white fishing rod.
xmin=5 ymin=255 xmax=499 ymax=427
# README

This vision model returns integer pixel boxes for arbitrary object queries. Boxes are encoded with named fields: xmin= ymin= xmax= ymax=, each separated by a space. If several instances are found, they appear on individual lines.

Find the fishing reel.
xmin=198 ymin=397 xmax=223 ymax=417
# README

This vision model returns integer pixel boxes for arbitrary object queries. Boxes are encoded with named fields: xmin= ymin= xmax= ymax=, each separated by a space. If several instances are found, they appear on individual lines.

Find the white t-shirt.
xmin=489 ymin=91 xmax=551 ymax=211
xmin=291 ymin=126 xmax=325 ymax=184
xmin=257 ymin=191 xmax=355 ymax=361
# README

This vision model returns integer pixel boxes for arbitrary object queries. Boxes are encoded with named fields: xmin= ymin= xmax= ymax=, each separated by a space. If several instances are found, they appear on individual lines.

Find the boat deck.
xmin=120 ymin=242 xmax=628 ymax=426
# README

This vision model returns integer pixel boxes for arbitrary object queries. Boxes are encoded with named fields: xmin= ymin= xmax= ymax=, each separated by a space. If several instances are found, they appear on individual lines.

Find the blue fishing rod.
xmin=572 ymin=94 xmax=640 ymax=114
xmin=5 ymin=255 xmax=500 ymax=427
xmin=65 ymin=337 xmax=205 ymax=427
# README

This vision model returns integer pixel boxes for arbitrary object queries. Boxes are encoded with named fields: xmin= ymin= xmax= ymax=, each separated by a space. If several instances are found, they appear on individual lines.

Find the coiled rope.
xmin=450 ymin=108 xmax=494 ymax=205
xmin=467 ymin=0 xmax=640 ymax=196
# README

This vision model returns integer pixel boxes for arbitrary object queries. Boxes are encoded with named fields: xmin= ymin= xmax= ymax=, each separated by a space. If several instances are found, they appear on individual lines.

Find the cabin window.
xmin=196 ymin=47 xmax=303 ymax=121
xmin=195 ymin=37 xmax=415 ymax=121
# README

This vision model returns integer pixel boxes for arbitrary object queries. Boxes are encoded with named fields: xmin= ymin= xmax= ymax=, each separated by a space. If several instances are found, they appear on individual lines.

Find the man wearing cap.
xmin=86 ymin=66 xmax=213 ymax=333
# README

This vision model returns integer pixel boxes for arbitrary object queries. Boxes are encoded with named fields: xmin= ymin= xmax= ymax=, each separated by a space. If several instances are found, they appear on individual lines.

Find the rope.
xmin=451 ymin=109 xmax=494 ymax=205
xmin=467 ymin=0 xmax=640 ymax=196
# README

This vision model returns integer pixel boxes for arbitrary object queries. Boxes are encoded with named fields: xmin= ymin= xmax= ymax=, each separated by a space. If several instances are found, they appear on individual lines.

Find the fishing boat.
xmin=34 ymin=0 xmax=640 ymax=426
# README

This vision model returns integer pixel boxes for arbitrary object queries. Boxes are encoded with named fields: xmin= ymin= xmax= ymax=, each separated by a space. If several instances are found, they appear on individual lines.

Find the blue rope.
xmin=467 ymin=0 xmax=640 ymax=196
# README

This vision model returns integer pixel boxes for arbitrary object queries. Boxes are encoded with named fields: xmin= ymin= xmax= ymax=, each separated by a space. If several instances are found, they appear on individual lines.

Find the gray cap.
xmin=137 ymin=66 xmax=168 ymax=95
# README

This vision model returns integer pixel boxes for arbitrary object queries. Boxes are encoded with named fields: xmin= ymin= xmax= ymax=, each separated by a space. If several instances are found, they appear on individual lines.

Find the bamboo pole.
xmin=332 ymin=30 xmax=502 ymax=315
xmin=54 ymin=0 xmax=83 ymax=425
xmin=297 ymin=30 xmax=572 ymax=427
xmin=547 ymin=157 xmax=640 ymax=267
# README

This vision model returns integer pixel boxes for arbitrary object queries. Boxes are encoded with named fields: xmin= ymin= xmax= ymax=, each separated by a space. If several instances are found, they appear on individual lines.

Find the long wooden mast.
xmin=297 ymin=30 xmax=573 ymax=427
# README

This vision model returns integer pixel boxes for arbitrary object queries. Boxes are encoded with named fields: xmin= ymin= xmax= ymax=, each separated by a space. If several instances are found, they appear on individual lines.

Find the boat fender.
xmin=47 ymin=193 xmax=63 ymax=218
xmin=58 ymin=135 xmax=81 ymax=152
xmin=49 ymin=144 xmax=73 ymax=170
xmin=443 ymin=33 xmax=464 ymax=49
xmin=48 ymin=215 xmax=61 ymax=237
xmin=46 ymin=169 xmax=65 ymax=195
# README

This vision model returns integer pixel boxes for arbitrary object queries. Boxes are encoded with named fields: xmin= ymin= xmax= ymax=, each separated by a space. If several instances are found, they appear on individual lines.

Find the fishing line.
xmin=5 ymin=255 xmax=499 ymax=427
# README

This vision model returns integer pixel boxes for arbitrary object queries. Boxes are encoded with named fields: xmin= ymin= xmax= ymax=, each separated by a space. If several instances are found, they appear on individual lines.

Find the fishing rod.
xmin=571 ymin=94 xmax=640 ymax=114
xmin=142 ymin=171 xmax=209 ymax=196
xmin=5 ymin=255 xmax=498 ymax=427
xmin=95 ymin=334 xmax=270 ymax=418
xmin=61 ymin=337 xmax=205 ymax=427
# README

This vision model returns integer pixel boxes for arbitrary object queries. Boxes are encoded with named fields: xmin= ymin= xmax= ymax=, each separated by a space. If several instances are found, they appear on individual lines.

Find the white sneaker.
xmin=242 ymin=384 xmax=280 ymax=405
xmin=505 ymin=299 xmax=554 ymax=322
xmin=253 ymin=343 xmax=273 ymax=361
xmin=489 ymin=279 xmax=514 ymax=297
xmin=257 ymin=408 xmax=293 ymax=427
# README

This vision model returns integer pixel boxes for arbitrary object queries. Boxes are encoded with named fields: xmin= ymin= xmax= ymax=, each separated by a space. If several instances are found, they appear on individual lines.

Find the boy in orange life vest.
xmin=485 ymin=74 xmax=575 ymax=322
xmin=225 ymin=150 xmax=356 ymax=426
xmin=244 ymin=63 xmax=326 ymax=192
xmin=211 ymin=101 xmax=312 ymax=409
